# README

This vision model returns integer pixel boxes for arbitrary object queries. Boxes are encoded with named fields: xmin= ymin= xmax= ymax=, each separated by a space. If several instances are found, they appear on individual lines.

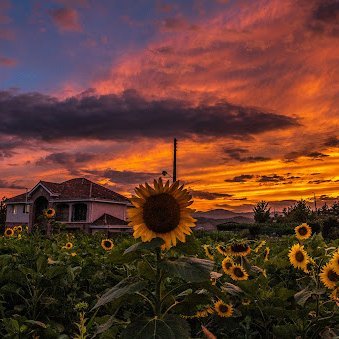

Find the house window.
xmin=23 ymin=205 xmax=30 ymax=213
xmin=72 ymin=203 xmax=87 ymax=222
xmin=12 ymin=205 xmax=17 ymax=214
xmin=55 ymin=203 xmax=69 ymax=221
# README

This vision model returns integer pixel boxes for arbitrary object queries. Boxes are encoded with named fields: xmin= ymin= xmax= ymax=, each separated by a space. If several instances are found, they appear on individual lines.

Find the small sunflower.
xmin=128 ymin=178 xmax=196 ymax=250
xmin=230 ymin=264 xmax=249 ymax=281
xmin=70 ymin=252 xmax=77 ymax=257
xmin=214 ymin=300 xmax=233 ymax=317
xmin=288 ymin=243 xmax=309 ymax=271
xmin=101 ymin=239 xmax=114 ymax=251
xmin=13 ymin=226 xmax=17 ymax=231
xmin=222 ymin=256 xmax=234 ymax=274
xmin=195 ymin=306 xmax=214 ymax=318
xmin=216 ymin=244 xmax=228 ymax=256
xmin=295 ymin=223 xmax=312 ymax=240
xmin=16 ymin=225 xmax=23 ymax=233
xmin=44 ymin=208 xmax=56 ymax=219
xmin=63 ymin=242 xmax=73 ymax=250
xmin=242 ymin=298 xmax=251 ymax=306
xmin=330 ymin=288 xmax=339 ymax=306
xmin=320 ymin=262 xmax=339 ymax=289
xmin=264 ymin=247 xmax=270 ymax=261
xmin=330 ymin=251 xmax=339 ymax=275
xmin=4 ymin=228 xmax=14 ymax=237
xmin=254 ymin=240 xmax=266 ymax=253
xmin=203 ymin=245 xmax=214 ymax=260
xmin=228 ymin=242 xmax=251 ymax=257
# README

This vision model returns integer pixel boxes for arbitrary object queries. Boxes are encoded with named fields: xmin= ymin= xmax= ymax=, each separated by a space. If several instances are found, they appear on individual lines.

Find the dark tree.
xmin=283 ymin=199 xmax=312 ymax=222
xmin=0 ymin=197 xmax=7 ymax=227
xmin=253 ymin=201 xmax=271 ymax=223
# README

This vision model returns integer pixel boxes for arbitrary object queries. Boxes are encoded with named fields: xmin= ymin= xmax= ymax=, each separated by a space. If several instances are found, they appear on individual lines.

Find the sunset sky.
xmin=0 ymin=0 xmax=338 ymax=212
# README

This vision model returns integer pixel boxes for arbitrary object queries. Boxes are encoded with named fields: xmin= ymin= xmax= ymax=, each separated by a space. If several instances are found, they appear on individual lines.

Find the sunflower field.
xmin=0 ymin=179 xmax=338 ymax=338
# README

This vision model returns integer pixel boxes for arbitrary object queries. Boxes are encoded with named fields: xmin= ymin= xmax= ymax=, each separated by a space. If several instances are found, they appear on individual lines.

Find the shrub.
xmin=322 ymin=216 xmax=339 ymax=240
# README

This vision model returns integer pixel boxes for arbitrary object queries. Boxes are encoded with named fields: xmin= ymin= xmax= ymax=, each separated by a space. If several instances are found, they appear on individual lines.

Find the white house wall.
xmin=89 ymin=202 xmax=126 ymax=222
xmin=6 ymin=204 xmax=30 ymax=224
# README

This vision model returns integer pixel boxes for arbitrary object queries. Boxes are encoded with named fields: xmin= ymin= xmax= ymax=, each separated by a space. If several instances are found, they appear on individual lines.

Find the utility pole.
xmin=173 ymin=138 xmax=177 ymax=182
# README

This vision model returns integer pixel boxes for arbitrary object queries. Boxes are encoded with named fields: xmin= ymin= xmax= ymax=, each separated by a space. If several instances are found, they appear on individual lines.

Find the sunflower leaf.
xmin=222 ymin=283 xmax=244 ymax=296
xmin=295 ymin=287 xmax=327 ymax=306
xmin=121 ymin=316 xmax=190 ymax=339
xmin=123 ymin=238 xmax=165 ymax=255
xmin=161 ymin=257 xmax=213 ymax=283
xmin=92 ymin=277 xmax=147 ymax=310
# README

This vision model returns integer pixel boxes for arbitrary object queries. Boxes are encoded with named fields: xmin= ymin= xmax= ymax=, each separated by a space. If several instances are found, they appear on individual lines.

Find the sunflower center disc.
xmin=219 ymin=305 xmax=228 ymax=313
xmin=299 ymin=227 xmax=307 ymax=235
xmin=296 ymin=251 xmax=304 ymax=262
xmin=234 ymin=267 xmax=244 ymax=277
xmin=328 ymin=270 xmax=338 ymax=282
xmin=104 ymin=241 xmax=111 ymax=248
xmin=142 ymin=193 xmax=181 ymax=233
xmin=231 ymin=244 xmax=248 ymax=252
xmin=225 ymin=262 xmax=232 ymax=269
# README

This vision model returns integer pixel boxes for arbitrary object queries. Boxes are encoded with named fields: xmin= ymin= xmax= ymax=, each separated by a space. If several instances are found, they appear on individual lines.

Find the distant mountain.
xmin=193 ymin=209 xmax=254 ymax=231
xmin=194 ymin=208 xmax=254 ymax=220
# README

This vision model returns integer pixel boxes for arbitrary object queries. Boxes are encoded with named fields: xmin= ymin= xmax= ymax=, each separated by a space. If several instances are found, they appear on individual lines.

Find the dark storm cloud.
xmin=313 ymin=0 xmax=339 ymax=22
xmin=0 ymin=89 xmax=298 ymax=142
xmin=87 ymin=169 xmax=160 ymax=185
xmin=306 ymin=152 xmax=329 ymax=159
xmin=309 ymin=0 xmax=339 ymax=36
xmin=324 ymin=137 xmax=339 ymax=147
xmin=0 ymin=180 xmax=26 ymax=189
xmin=319 ymin=194 xmax=339 ymax=201
xmin=36 ymin=152 xmax=95 ymax=166
xmin=257 ymin=174 xmax=285 ymax=183
xmin=191 ymin=190 xmax=232 ymax=200
xmin=223 ymin=147 xmax=270 ymax=163
xmin=308 ymin=179 xmax=332 ymax=184
xmin=225 ymin=174 xmax=254 ymax=183
xmin=284 ymin=149 xmax=329 ymax=162
xmin=0 ymin=137 xmax=24 ymax=159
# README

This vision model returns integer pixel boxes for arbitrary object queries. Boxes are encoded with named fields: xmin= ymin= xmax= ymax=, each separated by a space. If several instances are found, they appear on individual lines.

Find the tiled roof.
xmin=91 ymin=213 xmax=128 ymax=226
xmin=5 ymin=193 xmax=27 ymax=203
xmin=6 ymin=178 xmax=130 ymax=203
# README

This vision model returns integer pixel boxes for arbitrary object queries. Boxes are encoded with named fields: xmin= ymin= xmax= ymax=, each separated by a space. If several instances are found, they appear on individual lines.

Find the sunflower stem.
xmin=155 ymin=248 xmax=162 ymax=317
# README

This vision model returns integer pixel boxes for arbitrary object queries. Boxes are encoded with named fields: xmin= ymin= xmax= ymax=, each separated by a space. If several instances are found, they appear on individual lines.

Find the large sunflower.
xmin=222 ymin=256 xmax=234 ymax=274
xmin=228 ymin=242 xmax=251 ymax=257
xmin=230 ymin=264 xmax=249 ymax=281
xmin=214 ymin=300 xmax=233 ymax=317
xmin=330 ymin=251 xmax=339 ymax=275
xmin=295 ymin=223 xmax=312 ymax=240
xmin=101 ymin=239 xmax=114 ymax=251
xmin=128 ymin=178 xmax=196 ymax=250
xmin=320 ymin=262 xmax=339 ymax=289
xmin=44 ymin=208 xmax=56 ymax=219
xmin=288 ymin=244 xmax=309 ymax=271
xmin=4 ymin=228 xmax=14 ymax=237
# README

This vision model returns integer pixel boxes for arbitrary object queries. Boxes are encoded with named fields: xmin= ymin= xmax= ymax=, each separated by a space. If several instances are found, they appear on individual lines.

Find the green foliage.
xmin=0 ymin=228 xmax=338 ymax=338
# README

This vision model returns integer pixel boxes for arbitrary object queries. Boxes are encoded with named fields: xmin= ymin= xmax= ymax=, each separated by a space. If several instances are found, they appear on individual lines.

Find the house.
xmin=5 ymin=178 xmax=132 ymax=233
